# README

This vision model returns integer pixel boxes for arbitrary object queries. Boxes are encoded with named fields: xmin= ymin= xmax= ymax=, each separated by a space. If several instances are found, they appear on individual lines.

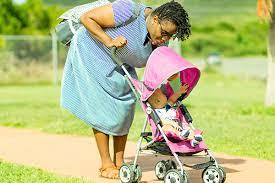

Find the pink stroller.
xmin=111 ymin=46 xmax=226 ymax=183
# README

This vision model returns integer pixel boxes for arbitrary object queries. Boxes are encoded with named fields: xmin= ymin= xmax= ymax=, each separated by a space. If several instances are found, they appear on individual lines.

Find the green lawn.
xmin=0 ymin=160 xmax=91 ymax=183
xmin=0 ymin=72 xmax=275 ymax=161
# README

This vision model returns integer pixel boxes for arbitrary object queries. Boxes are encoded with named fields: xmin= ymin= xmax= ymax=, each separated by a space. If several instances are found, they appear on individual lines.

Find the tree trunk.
xmin=265 ymin=0 xmax=275 ymax=106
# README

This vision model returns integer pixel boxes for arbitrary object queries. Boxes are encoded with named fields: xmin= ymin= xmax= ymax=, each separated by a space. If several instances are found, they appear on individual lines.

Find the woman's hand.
xmin=106 ymin=36 xmax=127 ymax=48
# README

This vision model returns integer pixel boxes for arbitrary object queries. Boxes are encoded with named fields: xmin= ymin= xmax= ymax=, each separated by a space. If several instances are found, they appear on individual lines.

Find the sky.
xmin=13 ymin=0 xmax=26 ymax=4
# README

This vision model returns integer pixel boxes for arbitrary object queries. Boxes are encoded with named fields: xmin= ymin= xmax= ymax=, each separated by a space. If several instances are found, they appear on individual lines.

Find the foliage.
xmin=0 ymin=0 xmax=63 ymax=62
xmin=44 ymin=0 xmax=91 ymax=7
xmin=11 ymin=39 xmax=52 ymax=61
xmin=0 ymin=0 xmax=63 ymax=35
xmin=0 ymin=0 xmax=24 ymax=34
xmin=182 ymin=20 xmax=269 ymax=57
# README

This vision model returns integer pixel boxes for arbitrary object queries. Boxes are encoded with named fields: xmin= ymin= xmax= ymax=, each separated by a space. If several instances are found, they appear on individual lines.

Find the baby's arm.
xmin=167 ymin=83 xmax=189 ymax=105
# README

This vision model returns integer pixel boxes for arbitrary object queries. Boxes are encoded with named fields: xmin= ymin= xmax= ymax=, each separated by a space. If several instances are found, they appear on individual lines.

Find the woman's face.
xmin=147 ymin=15 xmax=177 ymax=46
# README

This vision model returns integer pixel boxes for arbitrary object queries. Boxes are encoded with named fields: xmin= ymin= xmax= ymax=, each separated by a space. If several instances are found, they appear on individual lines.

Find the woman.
xmin=60 ymin=0 xmax=191 ymax=179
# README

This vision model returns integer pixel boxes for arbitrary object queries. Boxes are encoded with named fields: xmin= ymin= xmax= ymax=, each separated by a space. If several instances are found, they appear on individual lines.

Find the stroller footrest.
xmin=189 ymin=161 xmax=215 ymax=170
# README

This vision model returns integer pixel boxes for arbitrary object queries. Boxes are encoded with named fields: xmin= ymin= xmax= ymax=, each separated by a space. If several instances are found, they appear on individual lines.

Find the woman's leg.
xmin=93 ymin=128 xmax=118 ymax=178
xmin=113 ymin=134 xmax=128 ymax=168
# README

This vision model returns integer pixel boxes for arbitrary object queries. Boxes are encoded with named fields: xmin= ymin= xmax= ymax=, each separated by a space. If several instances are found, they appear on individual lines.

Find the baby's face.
xmin=148 ymin=88 xmax=168 ymax=108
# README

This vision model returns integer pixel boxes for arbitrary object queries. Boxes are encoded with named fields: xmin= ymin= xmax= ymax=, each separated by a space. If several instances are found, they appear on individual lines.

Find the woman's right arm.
xmin=80 ymin=3 xmax=127 ymax=48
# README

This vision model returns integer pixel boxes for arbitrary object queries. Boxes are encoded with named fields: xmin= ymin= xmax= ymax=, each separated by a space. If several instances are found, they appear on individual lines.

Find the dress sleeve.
xmin=112 ymin=0 xmax=134 ymax=27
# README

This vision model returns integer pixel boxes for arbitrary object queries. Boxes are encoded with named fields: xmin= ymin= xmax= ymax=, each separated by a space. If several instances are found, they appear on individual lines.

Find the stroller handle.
xmin=110 ymin=46 xmax=139 ymax=96
xmin=111 ymin=46 xmax=123 ymax=67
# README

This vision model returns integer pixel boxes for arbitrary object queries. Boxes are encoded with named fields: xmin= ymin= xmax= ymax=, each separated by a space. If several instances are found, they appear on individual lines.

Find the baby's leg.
xmin=180 ymin=127 xmax=190 ymax=139
xmin=188 ymin=129 xmax=203 ymax=147
xmin=180 ymin=124 xmax=191 ymax=139
xmin=162 ymin=119 xmax=182 ymax=131
xmin=162 ymin=120 xmax=189 ymax=139
xmin=162 ymin=124 xmax=181 ymax=136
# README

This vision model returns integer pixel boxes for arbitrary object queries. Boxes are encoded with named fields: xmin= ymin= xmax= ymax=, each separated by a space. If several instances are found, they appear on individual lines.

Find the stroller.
xmin=111 ymin=46 xmax=226 ymax=183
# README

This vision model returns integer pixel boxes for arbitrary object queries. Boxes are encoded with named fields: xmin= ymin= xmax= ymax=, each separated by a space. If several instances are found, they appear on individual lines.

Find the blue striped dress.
xmin=60 ymin=0 xmax=153 ymax=136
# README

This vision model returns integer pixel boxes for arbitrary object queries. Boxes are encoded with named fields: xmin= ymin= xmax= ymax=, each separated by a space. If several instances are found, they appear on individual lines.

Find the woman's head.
xmin=146 ymin=0 xmax=191 ymax=45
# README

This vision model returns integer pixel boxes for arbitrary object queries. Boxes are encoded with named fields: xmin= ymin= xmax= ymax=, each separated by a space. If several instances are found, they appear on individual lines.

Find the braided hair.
xmin=151 ymin=0 xmax=191 ymax=41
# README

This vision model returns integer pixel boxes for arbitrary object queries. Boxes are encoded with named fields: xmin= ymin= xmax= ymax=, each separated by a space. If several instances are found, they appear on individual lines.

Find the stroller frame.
xmin=111 ymin=47 xmax=225 ymax=183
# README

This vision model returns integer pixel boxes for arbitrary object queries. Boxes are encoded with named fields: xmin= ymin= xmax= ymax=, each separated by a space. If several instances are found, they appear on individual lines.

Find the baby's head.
xmin=168 ymin=73 xmax=179 ymax=81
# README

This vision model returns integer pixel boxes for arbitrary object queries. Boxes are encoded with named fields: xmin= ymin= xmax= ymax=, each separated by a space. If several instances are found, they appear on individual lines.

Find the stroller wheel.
xmin=130 ymin=164 xmax=142 ymax=183
xmin=166 ymin=159 xmax=177 ymax=170
xmin=202 ymin=165 xmax=223 ymax=183
xmin=164 ymin=169 xmax=190 ymax=183
xmin=155 ymin=160 xmax=168 ymax=180
xmin=155 ymin=160 xmax=177 ymax=180
xmin=218 ymin=166 xmax=226 ymax=183
xmin=119 ymin=163 xmax=134 ymax=183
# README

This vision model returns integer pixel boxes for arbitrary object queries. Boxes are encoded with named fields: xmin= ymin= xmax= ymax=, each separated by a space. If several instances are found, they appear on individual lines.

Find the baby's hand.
xmin=179 ymin=83 xmax=189 ymax=93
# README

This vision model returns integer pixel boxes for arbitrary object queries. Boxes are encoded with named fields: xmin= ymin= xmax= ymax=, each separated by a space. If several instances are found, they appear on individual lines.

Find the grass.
xmin=0 ymin=72 xmax=275 ymax=161
xmin=0 ymin=84 xmax=91 ymax=135
xmin=185 ymin=73 xmax=275 ymax=160
xmin=0 ymin=160 xmax=91 ymax=183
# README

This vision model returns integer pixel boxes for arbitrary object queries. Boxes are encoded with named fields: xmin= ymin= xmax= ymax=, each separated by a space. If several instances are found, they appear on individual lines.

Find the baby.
xmin=147 ymin=73 xmax=202 ymax=147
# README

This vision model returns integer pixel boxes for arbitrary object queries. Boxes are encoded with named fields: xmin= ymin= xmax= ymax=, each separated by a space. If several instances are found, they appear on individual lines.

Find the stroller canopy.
xmin=141 ymin=46 xmax=200 ymax=101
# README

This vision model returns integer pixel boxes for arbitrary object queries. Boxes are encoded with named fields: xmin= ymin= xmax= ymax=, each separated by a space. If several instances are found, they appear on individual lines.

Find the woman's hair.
xmin=152 ymin=0 xmax=191 ymax=41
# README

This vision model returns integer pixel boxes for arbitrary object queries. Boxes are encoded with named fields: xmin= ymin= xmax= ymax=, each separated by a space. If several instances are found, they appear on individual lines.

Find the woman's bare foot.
xmin=99 ymin=165 xmax=119 ymax=179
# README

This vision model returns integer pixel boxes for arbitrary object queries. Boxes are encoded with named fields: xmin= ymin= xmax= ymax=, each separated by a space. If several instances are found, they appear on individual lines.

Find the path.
xmin=0 ymin=126 xmax=274 ymax=183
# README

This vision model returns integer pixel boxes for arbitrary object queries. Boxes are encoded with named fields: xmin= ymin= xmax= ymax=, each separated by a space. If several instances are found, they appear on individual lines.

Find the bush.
xmin=0 ymin=0 xmax=64 ymax=35
xmin=182 ymin=20 xmax=268 ymax=58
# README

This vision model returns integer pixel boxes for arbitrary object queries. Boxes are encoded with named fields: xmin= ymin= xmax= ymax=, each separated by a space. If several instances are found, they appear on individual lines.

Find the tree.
xmin=0 ymin=0 xmax=63 ymax=35
xmin=257 ymin=0 xmax=275 ymax=106
xmin=0 ymin=0 xmax=23 ymax=34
